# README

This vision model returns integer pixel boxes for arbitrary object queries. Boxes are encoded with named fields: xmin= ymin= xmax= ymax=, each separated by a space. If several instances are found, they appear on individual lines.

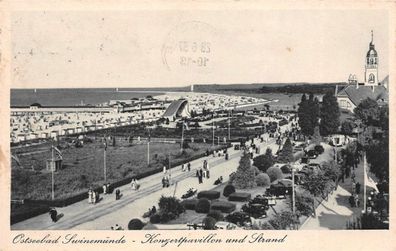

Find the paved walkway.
xmin=301 ymin=152 xmax=366 ymax=230
xmin=12 ymin=124 xmax=291 ymax=230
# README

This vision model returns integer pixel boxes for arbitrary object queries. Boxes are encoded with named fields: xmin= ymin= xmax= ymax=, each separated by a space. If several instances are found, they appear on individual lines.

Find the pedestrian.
xmin=351 ymin=181 xmax=356 ymax=194
xmin=103 ymin=184 xmax=107 ymax=195
xmin=115 ymin=189 xmax=121 ymax=200
xmin=354 ymin=194 xmax=360 ymax=207
xmin=181 ymin=164 xmax=185 ymax=172
xmin=49 ymin=208 xmax=57 ymax=222
xmin=187 ymin=162 xmax=191 ymax=172
xmin=135 ymin=179 xmax=140 ymax=190
xmin=356 ymin=182 xmax=361 ymax=194
xmin=131 ymin=179 xmax=136 ymax=190
xmin=162 ymin=176 xmax=166 ymax=188
xmin=151 ymin=206 xmax=157 ymax=214
xmin=92 ymin=191 xmax=97 ymax=204
xmin=88 ymin=189 xmax=93 ymax=204
xmin=106 ymin=183 xmax=111 ymax=194
xmin=349 ymin=195 xmax=355 ymax=207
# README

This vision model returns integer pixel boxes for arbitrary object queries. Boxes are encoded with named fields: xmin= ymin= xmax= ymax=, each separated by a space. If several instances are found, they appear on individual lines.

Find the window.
xmin=369 ymin=73 xmax=375 ymax=83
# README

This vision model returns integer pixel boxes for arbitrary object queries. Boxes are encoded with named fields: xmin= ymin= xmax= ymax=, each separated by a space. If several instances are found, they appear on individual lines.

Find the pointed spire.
xmin=371 ymin=30 xmax=373 ymax=43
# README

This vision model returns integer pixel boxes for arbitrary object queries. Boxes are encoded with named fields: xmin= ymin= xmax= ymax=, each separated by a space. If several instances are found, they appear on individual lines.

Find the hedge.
xmin=228 ymin=192 xmax=252 ymax=202
xmin=207 ymin=210 xmax=224 ymax=222
xmin=128 ymin=219 xmax=145 ymax=230
xmin=210 ymin=200 xmax=236 ymax=213
xmin=223 ymin=184 xmax=236 ymax=197
xmin=195 ymin=198 xmax=211 ymax=213
xmin=197 ymin=191 xmax=221 ymax=200
xmin=10 ymin=203 xmax=50 ymax=225
xmin=11 ymin=144 xmax=233 ymax=224
xmin=181 ymin=199 xmax=198 ymax=211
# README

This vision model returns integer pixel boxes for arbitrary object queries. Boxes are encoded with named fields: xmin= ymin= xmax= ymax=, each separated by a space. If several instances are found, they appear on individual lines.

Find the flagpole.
xmin=51 ymin=145 xmax=55 ymax=200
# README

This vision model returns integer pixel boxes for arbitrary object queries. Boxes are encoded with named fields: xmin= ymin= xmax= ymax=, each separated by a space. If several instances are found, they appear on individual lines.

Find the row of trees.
xmin=297 ymin=92 xmax=340 ymax=136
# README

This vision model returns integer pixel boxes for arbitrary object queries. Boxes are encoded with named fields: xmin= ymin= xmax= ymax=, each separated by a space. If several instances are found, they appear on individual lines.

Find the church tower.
xmin=364 ymin=30 xmax=379 ymax=86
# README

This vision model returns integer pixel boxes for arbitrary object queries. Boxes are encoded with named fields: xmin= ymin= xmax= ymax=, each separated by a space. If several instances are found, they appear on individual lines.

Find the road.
xmin=12 ymin=123 xmax=292 ymax=230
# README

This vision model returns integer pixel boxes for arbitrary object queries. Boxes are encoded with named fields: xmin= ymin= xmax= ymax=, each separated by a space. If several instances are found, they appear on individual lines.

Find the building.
xmin=162 ymin=99 xmax=190 ymax=121
xmin=336 ymin=31 xmax=389 ymax=113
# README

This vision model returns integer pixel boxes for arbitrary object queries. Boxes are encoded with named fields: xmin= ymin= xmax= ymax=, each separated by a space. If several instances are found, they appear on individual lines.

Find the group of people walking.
xmin=181 ymin=162 xmax=191 ymax=172
xmin=196 ymin=159 xmax=210 ymax=184
xmin=130 ymin=178 xmax=140 ymax=190
xmin=88 ymin=188 xmax=100 ymax=204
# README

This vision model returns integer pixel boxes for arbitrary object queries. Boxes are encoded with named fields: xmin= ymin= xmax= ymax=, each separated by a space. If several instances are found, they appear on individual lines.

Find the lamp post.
xmin=212 ymin=119 xmax=215 ymax=147
xmin=291 ymin=164 xmax=295 ymax=215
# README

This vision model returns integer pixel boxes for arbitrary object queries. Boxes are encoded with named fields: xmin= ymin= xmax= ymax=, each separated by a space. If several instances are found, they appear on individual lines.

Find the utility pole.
xmin=363 ymin=152 xmax=367 ymax=213
xmin=212 ymin=119 xmax=215 ymax=147
xmin=104 ymin=142 xmax=107 ymax=182
xmin=51 ymin=145 xmax=55 ymax=200
xmin=228 ymin=112 xmax=231 ymax=141
xmin=181 ymin=121 xmax=184 ymax=151
xmin=147 ymin=129 xmax=150 ymax=165
xmin=291 ymin=163 xmax=295 ymax=215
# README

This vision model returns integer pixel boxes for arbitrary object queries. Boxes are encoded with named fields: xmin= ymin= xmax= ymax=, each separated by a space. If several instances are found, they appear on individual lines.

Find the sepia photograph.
xmin=0 ymin=1 xmax=395 ymax=250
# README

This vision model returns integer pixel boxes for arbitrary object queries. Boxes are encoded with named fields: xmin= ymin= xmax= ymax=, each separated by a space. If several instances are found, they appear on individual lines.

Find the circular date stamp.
xmin=162 ymin=21 xmax=218 ymax=73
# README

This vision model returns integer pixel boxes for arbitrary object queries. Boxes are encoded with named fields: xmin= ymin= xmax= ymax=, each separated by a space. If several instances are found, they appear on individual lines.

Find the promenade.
xmin=13 ymin=124 xmax=291 ymax=230
xmin=301 ymin=154 xmax=368 ymax=230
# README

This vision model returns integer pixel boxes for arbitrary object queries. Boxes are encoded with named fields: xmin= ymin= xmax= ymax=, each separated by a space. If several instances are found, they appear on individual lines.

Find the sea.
xmin=10 ymin=88 xmax=169 ymax=106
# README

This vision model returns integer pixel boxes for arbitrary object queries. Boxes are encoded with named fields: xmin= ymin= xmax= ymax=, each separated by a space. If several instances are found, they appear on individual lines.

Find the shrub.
xmin=195 ymin=198 xmax=211 ymax=213
xmin=314 ymin=145 xmax=324 ymax=154
xmin=197 ymin=190 xmax=221 ymax=200
xmin=158 ymin=196 xmax=185 ymax=216
xmin=181 ymin=199 xmax=198 ymax=210
xmin=211 ymin=200 xmax=236 ymax=213
xmin=223 ymin=184 xmax=236 ymax=197
xmin=228 ymin=192 xmax=252 ymax=202
xmin=281 ymin=165 xmax=291 ymax=174
xmin=255 ymin=173 xmax=271 ymax=187
xmin=128 ymin=218 xmax=144 ymax=230
xmin=202 ymin=216 xmax=217 ymax=230
xmin=294 ymin=191 xmax=314 ymax=217
xmin=269 ymin=211 xmax=300 ymax=230
xmin=266 ymin=166 xmax=284 ymax=182
xmin=149 ymin=213 xmax=161 ymax=224
xmin=253 ymin=148 xmax=275 ymax=172
xmin=207 ymin=210 xmax=224 ymax=222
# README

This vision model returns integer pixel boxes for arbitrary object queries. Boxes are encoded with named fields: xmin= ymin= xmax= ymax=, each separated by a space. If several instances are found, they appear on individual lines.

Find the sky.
xmin=11 ymin=9 xmax=389 ymax=88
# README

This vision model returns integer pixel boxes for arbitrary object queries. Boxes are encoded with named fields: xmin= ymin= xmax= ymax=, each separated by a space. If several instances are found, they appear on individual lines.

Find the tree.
xmin=293 ymin=191 xmax=314 ymax=217
xmin=301 ymin=170 xmax=328 ymax=216
xmin=366 ymin=136 xmax=389 ymax=182
xmin=202 ymin=216 xmax=217 ymax=230
xmin=298 ymin=93 xmax=319 ymax=136
xmin=341 ymin=120 xmax=355 ymax=135
xmin=266 ymin=166 xmax=283 ymax=182
xmin=320 ymin=92 xmax=340 ymax=136
xmin=354 ymin=98 xmax=381 ymax=126
xmin=253 ymin=148 xmax=274 ymax=172
xmin=297 ymin=94 xmax=309 ymax=135
xmin=229 ymin=151 xmax=256 ymax=189
xmin=311 ymin=126 xmax=322 ymax=145
xmin=269 ymin=211 xmax=300 ymax=230
xmin=278 ymin=138 xmax=294 ymax=163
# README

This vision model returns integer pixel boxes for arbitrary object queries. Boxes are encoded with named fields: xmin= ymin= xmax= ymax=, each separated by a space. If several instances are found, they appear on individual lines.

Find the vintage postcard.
xmin=0 ymin=0 xmax=395 ymax=250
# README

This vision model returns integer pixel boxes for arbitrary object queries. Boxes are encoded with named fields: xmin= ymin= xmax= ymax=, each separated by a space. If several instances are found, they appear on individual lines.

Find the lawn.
xmin=11 ymin=139 xmax=223 ymax=200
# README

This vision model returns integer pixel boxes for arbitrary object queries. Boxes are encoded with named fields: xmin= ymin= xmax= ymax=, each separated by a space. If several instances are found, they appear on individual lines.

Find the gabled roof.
xmin=337 ymin=85 xmax=388 ymax=106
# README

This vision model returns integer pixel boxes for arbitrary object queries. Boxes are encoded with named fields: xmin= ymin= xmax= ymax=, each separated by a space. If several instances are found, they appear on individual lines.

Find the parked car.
xmin=215 ymin=221 xmax=241 ymax=230
xmin=306 ymin=149 xmax=318 ymax=159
